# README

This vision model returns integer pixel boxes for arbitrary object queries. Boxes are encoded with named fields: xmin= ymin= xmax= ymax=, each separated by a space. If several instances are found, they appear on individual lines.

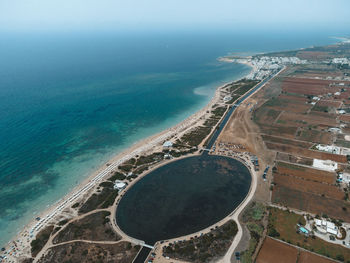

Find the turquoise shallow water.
xmin=0 ymin=30 xmax=342 ymax=246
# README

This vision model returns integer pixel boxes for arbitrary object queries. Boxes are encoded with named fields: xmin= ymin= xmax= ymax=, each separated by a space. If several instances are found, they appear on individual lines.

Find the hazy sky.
xmin=1 ymin=0 xmax=350 ymax=32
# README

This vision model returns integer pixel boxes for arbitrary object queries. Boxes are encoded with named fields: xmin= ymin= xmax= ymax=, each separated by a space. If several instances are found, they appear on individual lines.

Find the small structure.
xmin=163 ymin=141 xmax=173 ymax=148
xmin=328 ymin=127 xmax=341 ymax=133
xmin=164 ymin=154 xmax=172 ymax=159
xmin=114 ymin=180 xmax=126 ymax=190
xmin=338 ymin=172 xmax=350 ymax=184
xmin=223 ymin=95 xmax=232 ymax=102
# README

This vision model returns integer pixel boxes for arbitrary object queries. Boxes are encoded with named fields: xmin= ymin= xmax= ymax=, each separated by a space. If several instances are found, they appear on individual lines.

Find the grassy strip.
xmin=240 ymin=202 xmax=266 ymax=263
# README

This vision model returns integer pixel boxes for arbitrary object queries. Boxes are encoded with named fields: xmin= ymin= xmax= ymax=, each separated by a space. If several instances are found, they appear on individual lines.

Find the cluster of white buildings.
xmin=314 ymin=219 xmax=339 ymax=236
xmin=314 ymin=144 xmax=350 ymax=156
xmin=331 ymin=57 xmax=350 ymax=65
xmin=238 ymin=56 xmax=306 ymax=80
xmin=257 ymin=56 xmax=308 ymax=65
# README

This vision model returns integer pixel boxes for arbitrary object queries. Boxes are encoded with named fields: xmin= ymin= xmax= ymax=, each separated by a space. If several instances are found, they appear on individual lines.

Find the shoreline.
xmin=3 ymin=59 xmax=255 ymax=260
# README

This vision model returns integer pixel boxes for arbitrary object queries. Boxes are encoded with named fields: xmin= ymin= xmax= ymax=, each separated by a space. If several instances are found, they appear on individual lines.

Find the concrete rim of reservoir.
xmin=113 ymin=154 xmax=254 ymax=246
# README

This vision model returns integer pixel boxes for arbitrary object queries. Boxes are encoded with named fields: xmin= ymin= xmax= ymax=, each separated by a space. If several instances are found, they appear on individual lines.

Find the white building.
xmin=315 ymin=219 xmax=339 ymax=235
xmin=163 ymin=141 xmax=173 ymax=148
xmin=315 ymin=144 xmax=341 ymax=155
xmin=114 ymin=180 xmax=126 ymax=190
xmin=338 ymin=172 xmax=350 ymax=184
xmin=223 ymin=95 xmax=232 ymax=102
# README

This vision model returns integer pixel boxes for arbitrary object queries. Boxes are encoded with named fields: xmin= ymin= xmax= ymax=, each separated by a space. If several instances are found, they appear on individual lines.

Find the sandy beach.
xmin=2 ymin=59 xmax=255 ymax=262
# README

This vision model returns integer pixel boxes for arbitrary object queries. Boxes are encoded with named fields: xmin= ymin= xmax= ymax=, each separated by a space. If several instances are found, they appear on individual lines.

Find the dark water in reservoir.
xmin=116 ymin=155 xmax=251 ymax=244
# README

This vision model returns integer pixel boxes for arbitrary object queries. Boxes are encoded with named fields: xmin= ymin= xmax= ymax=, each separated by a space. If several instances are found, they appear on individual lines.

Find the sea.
xmin=0 ymin=29 xmax=344 ymax=246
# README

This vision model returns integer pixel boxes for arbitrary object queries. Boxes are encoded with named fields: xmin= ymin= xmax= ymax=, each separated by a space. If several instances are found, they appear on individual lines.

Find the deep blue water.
xmin=0 ymin=30 xmax=343 ymax=246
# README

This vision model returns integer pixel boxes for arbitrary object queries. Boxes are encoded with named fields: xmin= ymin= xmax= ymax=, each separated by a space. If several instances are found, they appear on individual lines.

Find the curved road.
xmin=217 ymin=166 xmax=257 ymax=263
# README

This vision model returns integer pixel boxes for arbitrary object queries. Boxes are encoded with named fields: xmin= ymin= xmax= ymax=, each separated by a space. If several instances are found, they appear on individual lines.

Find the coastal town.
xmin=2 ymin=40 xmax=350 ymax=263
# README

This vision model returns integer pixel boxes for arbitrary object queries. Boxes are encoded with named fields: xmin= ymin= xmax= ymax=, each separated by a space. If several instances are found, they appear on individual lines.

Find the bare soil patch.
xmin=273 ymin=173 xmax=343 ymax=201
xmin=272 ymin=185 xmax=350 ymax=222
xmin=276 ymin=162 xmax=335 ymax=184
xmin=298 ymin=251 xmax=337 ymax=263
xmin=256 ymin=237 xmax=297 ymax=263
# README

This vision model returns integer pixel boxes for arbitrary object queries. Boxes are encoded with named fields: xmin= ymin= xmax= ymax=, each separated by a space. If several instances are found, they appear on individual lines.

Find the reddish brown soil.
xmin=316 ymin=100 xmax=342 ymax=108
xmin=281 ymin=78 xmax=334 ymax=96
xmin=278 ymin=111 xmax=337 ymax=127
xmin=298 ymin=251 xmax=337 ymax=263
xmin=339 ymin=115 xmax=350 ymax=123
xmin=273 ymin=173 xmax=343 ymax=200
xmin=261 ymin=135 xmax=313 ymax=148
xmin=265 ymin=142 xmax=347 ymax=163
xmin=272 ymin=185 xmax=350 ymax=221
xmin=276 ymin=163 xmax=335 ymax=184
xmin=256 ymin=237 xmax=298 ymax=263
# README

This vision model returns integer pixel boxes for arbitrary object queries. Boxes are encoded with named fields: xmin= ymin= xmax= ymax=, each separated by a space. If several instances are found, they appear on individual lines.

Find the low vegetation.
xmin=163 ymin=220 xmax=238 ymax=263
xmin=37 ymin=241 xmax=140 ymax=263
xmin=53 ymin=211 xmax=120 ymax=244
xmin=30 ymin=225 xmax=54 ymax=257
xmin=240 ymin=202 xmax=266 ymax=263
xmin=79 ymin=184 xmax=119 ymax=214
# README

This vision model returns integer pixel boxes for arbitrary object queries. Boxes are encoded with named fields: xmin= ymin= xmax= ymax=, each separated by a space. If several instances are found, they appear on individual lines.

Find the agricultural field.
xmin=273 ymin=173 xmax=343 ymax=201
xmin=261 ymin=135 xmax=313 ymax=149
xmin=298 ymin=251 xmax=338 ymax=263
xmin=266 ymin=207 xmax=350 ymax=262
xmin=256 ymin=237 xmax=337 ymax=263
xmin=275 ymin=153 xmax=313 ymax=167
xmin=275 ymin=162 xmax=335 ymax=184
xmin=272 ymin=185 xmax=350 ymax=222
xmin=296 ymin=128 xmax=332 ymax=145
xmin=256 ymin=237 xmax=298 ymax=263
xmin=271 ymin=162 xmax=349 ymax=222
xmin=265 ymin=142 xmax=347 ymax=163
xmin=250 ymin=62 xmax=350 ymax=258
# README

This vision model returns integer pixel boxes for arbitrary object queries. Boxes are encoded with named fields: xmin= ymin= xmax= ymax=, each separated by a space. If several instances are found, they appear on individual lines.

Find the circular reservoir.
xmin=116 ymin=155 xmax=251 ymax=244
